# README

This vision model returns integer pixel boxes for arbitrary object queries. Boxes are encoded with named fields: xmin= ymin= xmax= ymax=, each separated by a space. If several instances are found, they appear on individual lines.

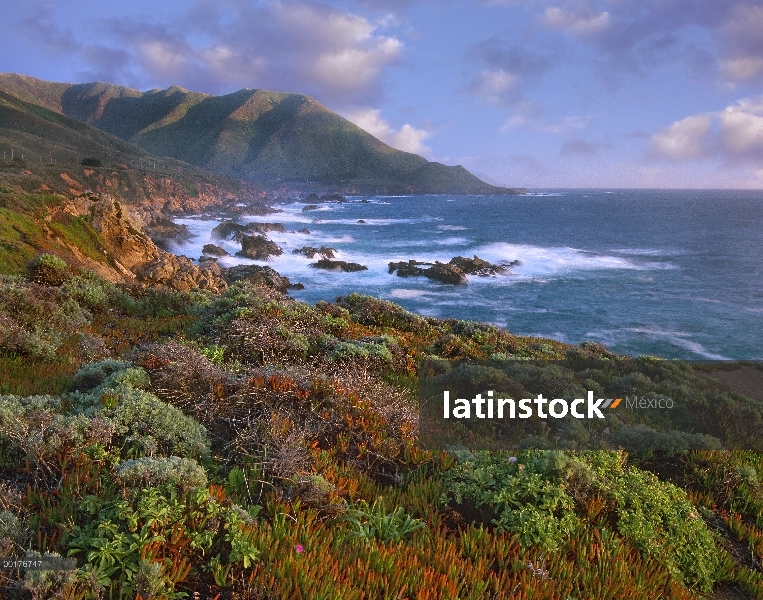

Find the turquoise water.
xmin=171 ymin=189 xmax=763 ymax=360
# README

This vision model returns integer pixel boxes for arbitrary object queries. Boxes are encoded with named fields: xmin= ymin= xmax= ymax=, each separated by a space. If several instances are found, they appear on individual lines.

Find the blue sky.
xmin=3 ymin=0 xmax=763 ymax=188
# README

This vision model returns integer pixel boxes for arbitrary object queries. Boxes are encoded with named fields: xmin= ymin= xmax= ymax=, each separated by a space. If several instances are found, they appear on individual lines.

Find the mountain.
xmin=0 ymin=73 xmax=520 ymax=195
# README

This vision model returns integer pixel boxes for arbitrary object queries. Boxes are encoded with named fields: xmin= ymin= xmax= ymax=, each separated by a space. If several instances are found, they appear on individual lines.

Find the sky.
xmin=2 ymin=0 xmax=763 ymax=188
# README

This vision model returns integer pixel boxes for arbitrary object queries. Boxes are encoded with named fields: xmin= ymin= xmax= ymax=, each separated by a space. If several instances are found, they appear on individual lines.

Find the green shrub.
xmin=341 ymin=499 xmax=425 ymax=544
xmin=442 ymin=450 xmax=722 ymax=591
xmin=115 ymin=456 xmax=208 ymax=491
xmin=70 ymin=359 xmax=131 ymax=392
xmin=28 ymin=253 xmax=70 ymax=286
xmin=70 ymin=363 xmax=210 ymax=460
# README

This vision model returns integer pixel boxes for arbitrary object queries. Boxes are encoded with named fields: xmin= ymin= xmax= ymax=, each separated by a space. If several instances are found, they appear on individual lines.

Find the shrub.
xmin=115 ymin=456 xmax=208 ymax=492
xmin=341 ymin=499 xmax=426 ymax=544
xmin=336 ymin=293 xmax=429 ymax=333
xmin=28 ymin=253 xmax=70 ymax=286
xmin=81 ymin=157 xmax=102 ymax=167
xmin=70 ymin=359 xmax=131 ymax=392
xmin=70 ymin=363 xmax=211 ymax=460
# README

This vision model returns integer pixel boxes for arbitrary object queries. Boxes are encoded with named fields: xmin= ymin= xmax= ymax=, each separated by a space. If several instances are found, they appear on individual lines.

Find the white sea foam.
xmin=438 ymin=225 xmax=468 ymax=231
xmin=389 ymin=289 xmax=432 ymax=299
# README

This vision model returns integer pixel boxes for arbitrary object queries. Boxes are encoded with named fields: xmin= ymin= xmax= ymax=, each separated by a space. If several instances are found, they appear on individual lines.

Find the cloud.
xmin=560 ymin=139 xmax=598 ymax=156
xmin=541 ymin=7 xmax=609 ymax=35
xmin=22 ymin=1 xmax=405 ymax=105
xmin=343 ymin=108 xmax=431 ymax=154
xmin=465 ymin=36 xmax=555 ymax=107
xmin=651 ymin=96 xmax=763 ymax=162
xmin=719 ymin=5 xmax=763 ymax=82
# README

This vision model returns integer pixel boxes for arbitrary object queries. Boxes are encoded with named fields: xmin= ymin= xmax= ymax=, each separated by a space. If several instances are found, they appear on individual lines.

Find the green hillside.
xmin=0 ymin=73 xmax=520 ymax=194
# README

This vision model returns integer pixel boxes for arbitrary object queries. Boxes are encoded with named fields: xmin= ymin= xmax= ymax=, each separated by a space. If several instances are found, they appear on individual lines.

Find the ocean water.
xmin=169 ymin=189 xmax=763 ymax=360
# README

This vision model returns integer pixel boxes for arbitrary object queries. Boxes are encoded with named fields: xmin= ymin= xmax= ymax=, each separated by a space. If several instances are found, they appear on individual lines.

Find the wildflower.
xmin=508 ymin=456 xmax=517 ymax=463
xmin=518 ymin=464 xmax=524 ymax=471
xmin=689 ymin=512 xmax=698 ymax=520
xmin=296 ymin=544 xmax=304 ymax=553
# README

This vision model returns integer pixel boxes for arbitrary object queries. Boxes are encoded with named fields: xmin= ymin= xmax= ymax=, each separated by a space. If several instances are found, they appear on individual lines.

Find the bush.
xmin=28 ymin=253 xmax=70 ymax=286
xmin=70 ymin=363 xmax=211 ymax=460
xmin=81 ymin=157 xmax=102 ymax=167
xmin=115 ymin=456 xmax=208 ymax=492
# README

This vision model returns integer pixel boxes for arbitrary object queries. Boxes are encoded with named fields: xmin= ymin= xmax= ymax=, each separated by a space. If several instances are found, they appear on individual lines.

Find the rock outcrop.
xmin=448 ymin=255 xmax=510 ymax=276
xmin=388 ymin=260 xmax=467 ymax=285
xmin=135 ymin=254 xmax=227 ymax=293
xmin=211 ymin=221 xmax=286 ymax=242
xmin=85 ymin=193 xmax=227 ymax=292
xmin=311 ymin=259 xmax=368 ymax=272
xmin=222 ymin=265 xmax=302 ymax=293
xmin=236 ymin=235 xmax=283 ymax=260
xmin=202 ymin=243 xmax=230 ymax=257
xmin=293 ymin=246 xmax=336 ymax=259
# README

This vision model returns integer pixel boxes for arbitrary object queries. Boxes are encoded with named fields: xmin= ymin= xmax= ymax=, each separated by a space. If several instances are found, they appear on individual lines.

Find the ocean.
xmin=169 ymin=189 xmax=763 ymax=360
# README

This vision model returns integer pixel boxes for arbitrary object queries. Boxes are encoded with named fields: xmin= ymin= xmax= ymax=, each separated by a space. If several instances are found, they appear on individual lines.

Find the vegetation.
xmin=0 ymin=256 xmax=760 ymax=599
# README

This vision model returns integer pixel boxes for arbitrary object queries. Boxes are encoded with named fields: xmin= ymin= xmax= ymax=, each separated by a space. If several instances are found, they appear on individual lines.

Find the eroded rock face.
xmin=236 ymin=235 xmax=283 ymax=260
xmin=222 ymin=265 xmax=301 ymax=293
xmin=311 ymin=259 xmax=368 ymax=272
xmin=388 ymin=259 xmax=467 ymax=285
xmin=135 ymin=253 xmax=227 ymax=293
xmin=88 ymin=195 xmax=159 ymax=271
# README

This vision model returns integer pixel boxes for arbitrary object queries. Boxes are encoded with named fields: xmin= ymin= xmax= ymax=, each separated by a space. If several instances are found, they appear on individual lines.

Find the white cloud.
xmin=721 ymin=57 xmax=763 ymax=81
xmin=468 ymin=69 xmax=518 ymax=105
xmin=67 ymin=1 xmax=405 ymax=105
xmin=343 ymin=108 xmax=431 ymax=154
xmin=542 ymin=7 xmax=609 ymax=35
xmin=718 ymin=97 xmax=763 ymax=155
xmin=652 ymin=96 xmax=763 ymax=161
xmin=651 ymin=115 xmax=712 ymax=159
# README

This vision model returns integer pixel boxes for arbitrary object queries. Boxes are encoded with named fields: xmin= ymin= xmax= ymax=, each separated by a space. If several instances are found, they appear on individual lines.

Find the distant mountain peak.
xmin=0 ymin=73 xmax=522 ymax=195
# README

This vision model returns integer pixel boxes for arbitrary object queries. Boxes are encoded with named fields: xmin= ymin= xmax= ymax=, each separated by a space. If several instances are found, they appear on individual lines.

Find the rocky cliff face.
xmin=68 ymin=192 xmax=228 ymax=293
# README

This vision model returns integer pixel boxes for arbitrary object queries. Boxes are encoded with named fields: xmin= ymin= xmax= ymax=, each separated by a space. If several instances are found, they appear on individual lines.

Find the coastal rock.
xmin=211 ymin=221 xmax=286 ymax=242
xmin=320 ymin=193 xmax=347 ymax=203
xmin=87 ymin=194 xmax=159 ymax=271
xmin=293 ymin=246 xmax=336 ymax=259
xmin=297 ymin=228 xmax=311 ymax=234
xmin=135 ymin=252 xmax=227 ymax=293
xmin=388 ymin=259 xmax=467 ymax=285
xmin=202 ymin=243 xmax=230 ymax=257
xmin=302 ymin=204 xmax=320 ymax=212
xmin=236 ymin=235 xmax=283 ymax=260
xmin=357 ymin=219 xmax=366 ymax=223
xmin=311 ymin=259 xmax=368 ymax=272
xmin=222 ymin=265 xmax=300 ymax=293
xmin=448 ymin=255 xmax=509 ymax=276
xmin=143 ymin=218 xmax=193 ymax=250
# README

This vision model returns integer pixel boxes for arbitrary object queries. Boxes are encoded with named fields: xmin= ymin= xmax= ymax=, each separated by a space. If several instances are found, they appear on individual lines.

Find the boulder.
xmin=297 ymin=228 xmax=311 ymax=234
xmin=388 ymin=259 xmax=467 ymax=285
xmin=448 ymin=255 xmax=509 ymax=276
xmin=211 ymin=221 xmax=286 ymax=242
xmin=202 ymin=243 xmax=230 ymax=257
xmin=135 ymin=252 xmax=227 ymax=293
xmin=302 ymin=204 xmax=320 ymax=212
xmin=292 ymin=246 xmax=336 ymax=259
xmin=222 ymin=265 xmax=301 ymax=293
xmin=236 ymin=235 xmax=283 ymax=260
xmin=311 ymin=259 xmax=368 ymax=272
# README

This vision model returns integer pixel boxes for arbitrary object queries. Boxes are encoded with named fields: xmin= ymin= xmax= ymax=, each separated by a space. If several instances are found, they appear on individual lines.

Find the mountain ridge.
xmin=0 ymin=73 xmax=522 ymax=195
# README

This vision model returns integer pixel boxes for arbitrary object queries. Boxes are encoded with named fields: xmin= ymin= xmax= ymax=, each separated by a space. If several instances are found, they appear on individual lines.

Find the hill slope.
xmin=0 ymin=73 xmax=520 ymax=194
